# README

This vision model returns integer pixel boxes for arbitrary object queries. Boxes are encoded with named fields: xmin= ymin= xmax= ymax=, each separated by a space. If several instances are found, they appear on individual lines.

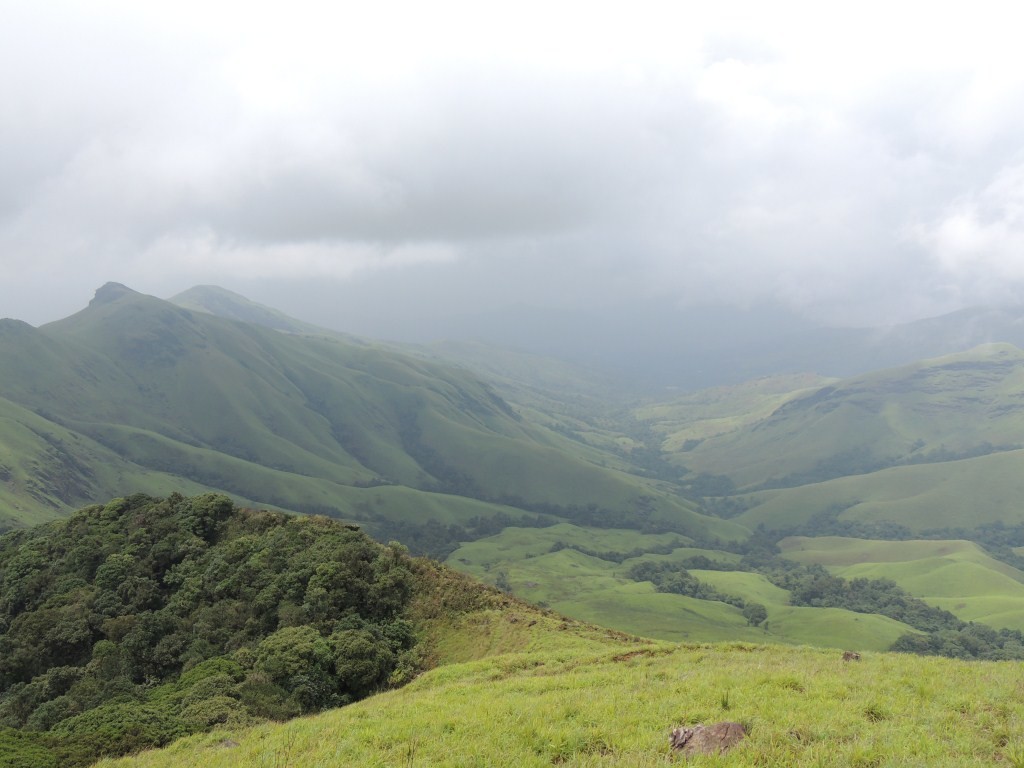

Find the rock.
xmin=220 ymin=739 xmax=240 ymax=748
xmin=669 ymin=721 xmax=746 ymax=756
xmin=843 ymin=651 xmax=862 ymax=661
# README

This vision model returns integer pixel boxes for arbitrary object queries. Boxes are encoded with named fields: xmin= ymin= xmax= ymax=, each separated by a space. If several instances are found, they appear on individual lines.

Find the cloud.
xmin=914 ymin=162 xmax=1024 ymax=303
xmin=140 ymin=230 xmax=458 ymax=282
xmin=4 ymin=1 xmax=1024 ymax=330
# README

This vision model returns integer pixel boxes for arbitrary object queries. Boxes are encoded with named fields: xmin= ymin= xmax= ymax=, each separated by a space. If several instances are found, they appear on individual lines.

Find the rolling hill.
xmin=9 ymin=283 xmax=1024 ymax=669
xmin=779 ymin=536 xmax=1024 ymax=632
xmin=95 ymin=608 xmax=1024 ymax=767
xmin=672 ymin=343 xmax=1024 ymax=491
xmin=0 ymin=283 xmax=740 ymax=549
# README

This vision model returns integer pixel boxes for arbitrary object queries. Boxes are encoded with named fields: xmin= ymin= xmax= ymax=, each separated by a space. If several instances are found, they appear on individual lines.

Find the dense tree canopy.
xmin=0 ymin=493 xmax=425 ymax=766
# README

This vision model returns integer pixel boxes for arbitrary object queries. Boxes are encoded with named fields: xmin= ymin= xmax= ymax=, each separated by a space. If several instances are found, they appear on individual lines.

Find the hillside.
xmin=0 ymin=283 xmax=739 ymax=549
xmin=444 ymin=522 xmax=924 ymax=650
xmin=96 ymin=628 xmax=1024 ymax=766
xmin=172 ymin=286 xmax=637 ymax=461
xmin=0 ymin=492 xmax=563 ymax=767
xmin=11 ymin=285 xmax=1024 ymax=669
xmin=673 ymin=343 xmax=1024 ymax=491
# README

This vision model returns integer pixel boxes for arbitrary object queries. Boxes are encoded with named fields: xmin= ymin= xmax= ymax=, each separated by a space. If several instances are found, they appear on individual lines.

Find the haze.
xmin=3 ymin=0 xmax=1024 ymax=341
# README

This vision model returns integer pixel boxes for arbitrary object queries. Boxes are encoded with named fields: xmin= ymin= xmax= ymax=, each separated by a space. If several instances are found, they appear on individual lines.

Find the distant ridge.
xmin=90 ymin=281 xmax=138 ymax=306
xmin=170 ymin=284 xmax=359 ymax=339
xmin=0 ymin=283 xmax=739 ymax=548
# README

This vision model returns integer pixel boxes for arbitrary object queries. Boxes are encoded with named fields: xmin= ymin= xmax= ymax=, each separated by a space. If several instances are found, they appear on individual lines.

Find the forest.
xmin=0 ymin=492 xmax=447 ymax=767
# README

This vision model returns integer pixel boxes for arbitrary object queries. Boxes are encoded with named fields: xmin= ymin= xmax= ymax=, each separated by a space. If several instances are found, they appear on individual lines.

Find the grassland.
xmin=780 ymin=536 xmax=1024 ymax=631
xmin=447 ymin=524 xmax=918 ymax=650
xmin=96 ymin=606 xmax=1024 ymax=767
xmin=737 ymin=449 xmax=1024 ymax=531
xmin=634 ymin=372 xmax=833 ymax=452
xmin=0 ymin=284 xmax=740 ymax=547
xmin=653 ymin=343 xmax=1024 ymax=491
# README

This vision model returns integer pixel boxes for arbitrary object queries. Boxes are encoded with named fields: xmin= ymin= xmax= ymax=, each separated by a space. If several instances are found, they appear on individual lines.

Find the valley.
xmin=6 ymin=284 xmax=1024 ymax=764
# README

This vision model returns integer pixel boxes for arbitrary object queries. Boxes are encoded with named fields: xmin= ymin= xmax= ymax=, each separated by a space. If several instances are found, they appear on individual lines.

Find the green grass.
xmin=686 ymin=570 xmax=915 ymax=650
xmin=634 ymin=372 xmax=833 ymax=451
xmin=780 ymin=536 xmax=1024 ymax=630
xmin=667 ymin=344 xmax=1024 ymax=491
xmin=448 ymin=525 xmax=917 ymax=650
xmin=0 ymin=285 xmax=743 ymax=546
xmin=0 ymin=395 xmax=222 ymax=528
xmin=738 ymin=449 xmax=1024 ymax=531
xmin=96 ymin=625 xmax=1024 ymax=767
xmin=449 ymin=523 xmax=693 ymax=566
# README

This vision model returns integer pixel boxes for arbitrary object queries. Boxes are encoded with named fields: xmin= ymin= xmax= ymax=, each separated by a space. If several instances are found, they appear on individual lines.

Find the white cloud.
xmin=914 ymin=163 xmax=1024 ymax=303
xmin=139 ymin=230 xmax=459 ymax=282
xmin=4 ymin=0 xmax=1024 ymax=327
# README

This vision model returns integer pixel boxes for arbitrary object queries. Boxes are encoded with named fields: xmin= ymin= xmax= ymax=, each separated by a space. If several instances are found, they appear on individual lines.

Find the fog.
xmin=3 ymin=1 xmax=1024 ymax=346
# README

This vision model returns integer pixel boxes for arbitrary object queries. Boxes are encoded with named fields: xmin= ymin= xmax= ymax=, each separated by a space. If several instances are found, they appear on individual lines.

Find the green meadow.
xmin=97 ymin=608 xmax=1024 ymax=768
xmin=447 ymin=524 xmax=918 ymax=651
xmin=634 ymin=372 xmax=833 ymax=451
xmin=737 ymin=449 xmax=1024 ymax=531
xmin=780 ymin=536 xmax=1024 ymax=631
xmin=654 ymin=344 xmax=1024 ymax=492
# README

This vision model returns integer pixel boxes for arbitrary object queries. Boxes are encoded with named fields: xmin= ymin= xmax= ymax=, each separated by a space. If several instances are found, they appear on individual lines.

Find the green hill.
xmin=670 ymin=343 xmax=1024 ymax=491
xmin=0 ymin=493 xmax=525 ymax=766
xmin=735 ymin=448 xmax=1024 ymax=533
xmin=0 ymin=283 xmax=739 ymax=548
xmin=96 ymin=618 xmax=1024 ymax=766
xmin=445 ymin=523 xmax=923 ymax=650
xmin=779 ymin=536 xmax=1024 ymax=631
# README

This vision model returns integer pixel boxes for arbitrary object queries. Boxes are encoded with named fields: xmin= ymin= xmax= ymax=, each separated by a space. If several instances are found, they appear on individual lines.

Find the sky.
xmin=3 ymin=0 xmax=1024 ymax=336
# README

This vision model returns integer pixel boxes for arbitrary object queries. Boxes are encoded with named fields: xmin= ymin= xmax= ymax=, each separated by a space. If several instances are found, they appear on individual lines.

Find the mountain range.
xmin=0 ymin=283 xmax=732 ymax=548
xmin=7 ymin=283 xmax=1024 ymax=649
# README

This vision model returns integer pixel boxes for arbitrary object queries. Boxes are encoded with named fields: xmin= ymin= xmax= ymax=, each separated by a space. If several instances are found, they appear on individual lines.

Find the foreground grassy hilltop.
xmin=0 ymin=492 xmax=593 ymax=767
xmin=6 ymin=498 xmax=1024 ymax=767
xmin=97 ymin=615 xmax=1024 ymax=767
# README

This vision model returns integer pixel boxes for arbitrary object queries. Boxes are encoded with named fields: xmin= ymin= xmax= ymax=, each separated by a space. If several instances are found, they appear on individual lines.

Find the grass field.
xmin=447 ymin=525 xmax=918 ymax=650
xmin=780 ymin=536 xmax=1024 ymax=630
xmin=634 ymin=372 xmax=833 ymax=451
xmin=737 ymin=449 xmax=1024 ymax=531
xmin=662 ymin=344 xmax=1024 ymax=492
xmin=96 ymin=607 xmax=1024 ymax=767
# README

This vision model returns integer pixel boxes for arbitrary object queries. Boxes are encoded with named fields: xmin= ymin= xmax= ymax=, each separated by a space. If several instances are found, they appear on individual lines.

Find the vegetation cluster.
xmin=0 ymin=493 xmax=433 ymax=767
xmin=96 ymin=638 xmax=1024 ymax=768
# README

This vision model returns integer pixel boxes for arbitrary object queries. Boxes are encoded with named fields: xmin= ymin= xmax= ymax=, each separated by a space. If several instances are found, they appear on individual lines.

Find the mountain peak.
xmin=171 ymin=284 xmax=333 ymax=336
xmin=90 ymin=282 xmax=138 ymax=306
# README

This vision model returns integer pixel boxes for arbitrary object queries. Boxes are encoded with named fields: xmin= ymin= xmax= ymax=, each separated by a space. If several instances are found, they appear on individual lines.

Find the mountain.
xmin=171 ymin=285 xmax=628 ymax=421
xmin=171 ymin=284 xmax=354 ymax=338
xmin=13 ymin=283 xmax=1024 ymax=652
xmin=0 ymin=283 xmax=739 ymax=548
xmin=666 ymin=343 xmax=1024 ymax=491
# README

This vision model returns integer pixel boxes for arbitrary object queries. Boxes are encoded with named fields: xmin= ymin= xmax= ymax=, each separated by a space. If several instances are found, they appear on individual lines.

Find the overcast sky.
xmin=3 ymin=0 xmax=1024 ymax=334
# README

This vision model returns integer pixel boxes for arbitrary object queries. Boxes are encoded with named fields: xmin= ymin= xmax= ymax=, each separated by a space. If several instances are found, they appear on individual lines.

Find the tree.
xmin=742 ymin=602 xmax=768 ymax=627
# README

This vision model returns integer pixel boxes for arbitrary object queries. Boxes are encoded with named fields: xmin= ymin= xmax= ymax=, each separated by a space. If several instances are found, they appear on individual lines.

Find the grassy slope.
xmin=98 ymin=609 xmax=1024 ymax=767
xmin=0 ymin=284 xmax=740 ymax=544
xmin=737 ymin=449 xmax=1024 ymax=531
xmin=447 ymin=524 xmax=917 ymax=651
xmin=780 ymin=536 xmax=1024 ymax=631
xmin=674 ymin=343 xmax=1024 ymax=490
xmin=635 ymin=372 xmax=834 ymax=452
xmin=0 ymin=395 xmax=221 ymax=528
